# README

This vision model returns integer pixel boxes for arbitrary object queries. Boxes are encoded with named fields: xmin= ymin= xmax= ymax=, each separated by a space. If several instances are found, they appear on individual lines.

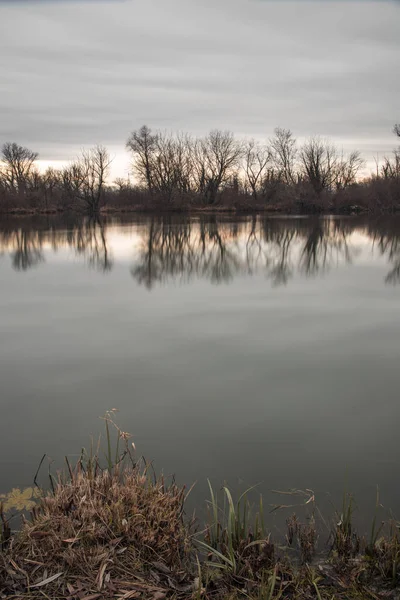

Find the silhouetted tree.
xmin=1 ymin=124 xmax=399 ymax=215
xmin=62 ymin=146 xmax=112 ymax=213
xmin=335 ymin=150 xmax=364 ymax=189
xmin=300 ymin=138 xmax=338 ymax=194
xmin=0 ymin=142 xmax=38 ymax=193
xmin=300 ymin=138 xmax=363 ymax=194
xmin=380 ymin=125 xmax=400 ymax=180
xmin=244 ymin=140 xmax=271 ymax=201
xmin=269 ymin=128 xmax=297 ymax=185
xmin=126 ymin=125 xmax=158 ymax=192
xmin=150 ymin=132 xmax=193 ymax=201
xmin=196 ymin=130 xmax=242 ymax=204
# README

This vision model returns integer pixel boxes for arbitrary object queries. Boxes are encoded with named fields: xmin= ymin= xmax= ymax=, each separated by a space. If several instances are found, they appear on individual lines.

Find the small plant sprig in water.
xmin=100 ymin=408 xmax=136 ymax=473
xmin=33 ymin=409 xmax=138 ymax=492
xmin=332 ymin=490 xmax=360 ymax=558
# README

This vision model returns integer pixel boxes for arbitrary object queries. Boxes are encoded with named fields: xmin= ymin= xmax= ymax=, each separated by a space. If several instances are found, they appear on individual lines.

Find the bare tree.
xmin=62 ymin=146 xmax=112 ymax=212
xmin=127 ymin=127 xmax=195 ymax=201
xmin=151 ymin=132 xmax=193 ymax=201
xmin=244 ymin=139 xmax=271 ymax=201
xmin=380 ymin=125 xmax=400 ymax=180
xmin=0 ymin=142 xmax=38 ymax=192
xmin=335 ymin=150 xmax=364 ymax=189
xmin=269 ymin=128 xmax=297 ymax=185
xmin=190 ymin=138 xmax=208 ymax=198
xmin=83 ymin=145 xmax=111 ymax=212
xmin=62 ymin=162 xmax=87 ymax=207
xmin=300 ymin=138 xmax=364 ymax=195
xmin=126 ymin=125 xmax=158 ymax=192
xmin=381 ymin=153 xmax=400 ymax=179
xmin=114 ymin=177 xmax=130 ymax=191
xmin=40 ymin=167 xmax=61 ymax=211
xmin=196 ymin=130 xmax=243 ymax=204
xmin=300 ymin=137 xmax=339 ymax=194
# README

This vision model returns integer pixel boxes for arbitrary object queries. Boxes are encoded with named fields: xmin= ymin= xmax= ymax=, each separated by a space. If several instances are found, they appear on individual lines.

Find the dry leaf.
xmin=97 ymin=560 xmax=109 ymax=591
xmin=31 ymin=572 xmax=63 ymax=588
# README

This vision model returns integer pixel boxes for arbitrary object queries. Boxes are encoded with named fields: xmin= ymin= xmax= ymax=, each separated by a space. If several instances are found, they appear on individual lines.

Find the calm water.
xmin=1 ymin=214 xmax=400 ymax=526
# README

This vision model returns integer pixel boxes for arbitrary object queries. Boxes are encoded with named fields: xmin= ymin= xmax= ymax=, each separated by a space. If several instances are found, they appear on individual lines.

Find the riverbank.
xmin=0 ymin=203 xmax=375 ymax=218
xmin=1 ymin=415 xmax=399 ymax=599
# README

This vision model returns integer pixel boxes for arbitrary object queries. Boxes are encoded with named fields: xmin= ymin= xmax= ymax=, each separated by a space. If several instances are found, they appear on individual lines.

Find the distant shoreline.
xmin=0 ymin=204 xmax=379 ymax=219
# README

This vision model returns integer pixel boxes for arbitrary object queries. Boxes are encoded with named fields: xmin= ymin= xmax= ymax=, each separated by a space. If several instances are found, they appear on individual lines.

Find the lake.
xmin=1 ymin=214 xmax=400 ymax=529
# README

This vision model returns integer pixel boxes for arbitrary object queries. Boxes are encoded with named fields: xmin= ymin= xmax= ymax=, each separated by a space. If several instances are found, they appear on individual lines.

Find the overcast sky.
xmin=0 ymin=0 xmax=399 ymax=178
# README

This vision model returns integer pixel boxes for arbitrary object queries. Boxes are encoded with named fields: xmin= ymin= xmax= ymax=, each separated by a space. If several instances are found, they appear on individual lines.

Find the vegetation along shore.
xmin=0 ymin=124 xmax=399 ymax=217
xmin=1 ymin=413 xmax=400 ymax=600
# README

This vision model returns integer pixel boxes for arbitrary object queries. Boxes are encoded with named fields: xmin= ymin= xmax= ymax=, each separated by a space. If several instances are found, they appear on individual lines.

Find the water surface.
xmin=1 ymin=214 xmax=399 ymax=526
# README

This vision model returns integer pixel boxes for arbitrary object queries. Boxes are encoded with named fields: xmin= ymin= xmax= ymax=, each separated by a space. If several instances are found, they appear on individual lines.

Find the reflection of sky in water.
xmin=1 ymin=215 xmax=400 ymax=530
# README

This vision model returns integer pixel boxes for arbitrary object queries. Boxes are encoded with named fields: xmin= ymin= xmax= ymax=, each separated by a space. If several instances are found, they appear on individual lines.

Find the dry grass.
xmin=0 ymin=412 xmax=195 ymax=599
xmin=0 ymin=465 xmax=194 ymax=599
xmin=1 ymin=415 xmax=400 ymax=599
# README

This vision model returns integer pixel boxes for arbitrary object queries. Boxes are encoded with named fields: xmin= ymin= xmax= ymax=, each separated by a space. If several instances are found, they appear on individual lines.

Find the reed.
xmin=198 ymin=481 xmax=273 ymax=580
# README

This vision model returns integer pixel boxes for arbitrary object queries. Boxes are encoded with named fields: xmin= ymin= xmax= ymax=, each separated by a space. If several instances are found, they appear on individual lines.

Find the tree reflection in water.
xmin=367 ymin=219 xmax=400 ymax=285
xmin=0 ymin=216 xmax=112 ymax=273
xmin=0 ymin=215 xmax=400 ymax=286
xmin=131 ymin=216 xmax=362 ymax=288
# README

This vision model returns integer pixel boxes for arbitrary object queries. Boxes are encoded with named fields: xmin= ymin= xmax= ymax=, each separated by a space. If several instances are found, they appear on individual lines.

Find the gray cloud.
xmin=0 ymin=0 xmax=399 ymax=173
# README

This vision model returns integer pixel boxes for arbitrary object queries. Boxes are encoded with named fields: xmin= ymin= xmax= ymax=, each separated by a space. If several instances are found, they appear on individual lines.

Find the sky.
xmin=0 ymin=0 xmax=399 ymax=180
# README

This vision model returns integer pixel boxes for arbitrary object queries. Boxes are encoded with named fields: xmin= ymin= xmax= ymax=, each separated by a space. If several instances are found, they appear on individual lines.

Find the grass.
xmin=1 ymin=413 xmax=400 ymax=599
xmin=198 ymin=482 xmax=273 ymax=578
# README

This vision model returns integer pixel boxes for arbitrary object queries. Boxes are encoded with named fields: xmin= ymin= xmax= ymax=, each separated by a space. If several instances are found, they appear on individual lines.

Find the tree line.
xmin=0 ymin=124 xmax=399 ymax=214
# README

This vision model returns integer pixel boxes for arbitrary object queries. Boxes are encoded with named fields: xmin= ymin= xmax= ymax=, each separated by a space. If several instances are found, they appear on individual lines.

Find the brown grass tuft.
xmin=0 ymin=464 xmax=194 ymax=598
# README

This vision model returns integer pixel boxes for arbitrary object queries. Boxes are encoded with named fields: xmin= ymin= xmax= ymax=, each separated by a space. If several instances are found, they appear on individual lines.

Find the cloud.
xmin=0 ymin=0 xmax=399 ymax=176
